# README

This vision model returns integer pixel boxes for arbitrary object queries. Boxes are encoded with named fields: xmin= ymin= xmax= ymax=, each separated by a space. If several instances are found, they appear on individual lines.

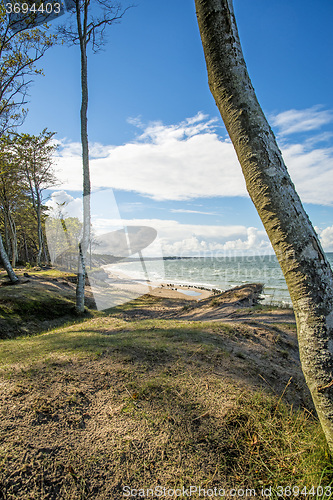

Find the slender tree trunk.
xmin=8 ymin=214 xmax=17 ymax=267
xmin=0 ymin=232 xmax=19 ymax=283
xmin=75 ymin=2 xmax=91 ymax=314
xmin=23 ymin=232 xmax=29 ymax=264
xmin=11 ymin=235 xmax=16 ymax=268
xmin=36 ymin=202 xmax=43 ymax=266
xmin=3 ymin=214 xmax=11 ymax=261
xmin=195 ymin=0 xmax=333 ymax=451
xmin=43 ymin=232 xmax=49 ymax=265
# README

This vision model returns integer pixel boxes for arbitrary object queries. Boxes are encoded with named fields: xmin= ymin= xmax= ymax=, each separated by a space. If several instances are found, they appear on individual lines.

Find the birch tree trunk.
xmin=58 ymin=2 xmax=128 ymax=314
xmin=195 ymin=0 xmax=333 ymax=452
xmin=35 ymin=188 xmax=45 ymax=267
xmin=36 ymin=203 xmax=43 ymax=267
xmin=3 ymin=214 xmax=11 ymax=261
xmin=23 ymin=232 xmax=29 ymax=263
xmin=75 ymin=0 xmax=91 ymax=314
xmin=9 ymin=214 xmax=17 ymax=267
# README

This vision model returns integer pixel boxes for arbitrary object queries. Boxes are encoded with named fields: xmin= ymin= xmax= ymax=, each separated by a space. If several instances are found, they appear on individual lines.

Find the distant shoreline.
xmin=94 ymin=251 xmax=333 ymax=264
xmin=102 ymin=266 xmax=215 ymax=302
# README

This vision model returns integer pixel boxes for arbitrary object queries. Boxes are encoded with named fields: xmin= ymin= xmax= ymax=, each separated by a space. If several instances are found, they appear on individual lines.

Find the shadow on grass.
xmin=1 ymin=317 xmax=332 ymax=495
xmin=1 ymin=320 xmax=231 ymax=365
xmin=0 ymin=318 xmax=308 ymax=410
xmin=0 ymin=273 xmax=98 ymax=339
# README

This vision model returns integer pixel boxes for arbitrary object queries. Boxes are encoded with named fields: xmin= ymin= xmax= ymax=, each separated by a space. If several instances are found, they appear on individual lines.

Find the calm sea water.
xmin=108 ymin=253 xmax=333 ymax=306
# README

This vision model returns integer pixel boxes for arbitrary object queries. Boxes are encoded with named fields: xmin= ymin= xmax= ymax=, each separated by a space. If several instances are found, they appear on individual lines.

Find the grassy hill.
xmin=0 ymin=271 xmax=332 ymax=498
xmin=0 ymin=268 xmax=96 ymax=339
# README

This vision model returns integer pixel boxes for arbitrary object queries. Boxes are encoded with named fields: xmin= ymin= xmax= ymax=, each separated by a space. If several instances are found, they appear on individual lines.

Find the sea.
xmin=107 ymin=253 xmax=333 ymax=307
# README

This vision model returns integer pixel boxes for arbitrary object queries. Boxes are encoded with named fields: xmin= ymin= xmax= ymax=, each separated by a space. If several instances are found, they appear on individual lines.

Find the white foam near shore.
xmin=103 ymin=255 xmax=310 ymax=307
xmin=104 ymin=263 xmax=219 ymax=292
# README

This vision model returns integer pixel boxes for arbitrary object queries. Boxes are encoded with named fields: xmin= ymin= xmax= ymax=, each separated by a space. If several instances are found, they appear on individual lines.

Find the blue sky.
xmin=20 ymin=0 xmax=333 ymax=256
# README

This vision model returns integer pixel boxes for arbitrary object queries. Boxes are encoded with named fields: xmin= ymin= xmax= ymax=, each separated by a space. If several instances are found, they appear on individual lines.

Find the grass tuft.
xmin=0 ymin=285 xmax=332 ymax=497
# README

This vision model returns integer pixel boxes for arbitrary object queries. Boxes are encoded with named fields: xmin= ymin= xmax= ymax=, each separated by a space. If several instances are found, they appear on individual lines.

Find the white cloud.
xmin=46 ymin=190 xmax=83 ymax=219
xmin=52 ymin=111 xmax=333 ymax=205
xmin=53 ymin=113 xmax=247 ymax=200
xmin=282 ymin=144 xmax=333 ymax=205
xmin=316 ymin=226 xmax=333 ymax=252
xmin=57 ymin=140 xmax=112 ymax=159
xmin=91 ymin=217 xmax=271 ymax=257
xmin=271 ymin=106 xmax=333 ymax=135
xmin=170 ymin=209 xmax=218 ymax=215
xmin=46 ymin=189 xmax=332 ymax=258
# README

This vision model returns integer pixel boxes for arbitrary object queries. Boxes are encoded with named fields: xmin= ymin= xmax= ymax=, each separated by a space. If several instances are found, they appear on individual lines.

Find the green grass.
xmin=0 ymin=318 xmax=230 ymax=373
xmin=0 ymin=293 xmax=332 ymax=497
xmin=253 ymin=301 xmax=293 ymax=311
xmin=220 ymin=392 xmax=332 ymax=489
xmin=0 ymin=268 xmax=97 ymax=338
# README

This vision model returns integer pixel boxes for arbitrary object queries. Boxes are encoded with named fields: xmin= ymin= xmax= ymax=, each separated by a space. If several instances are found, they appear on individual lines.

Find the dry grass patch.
xmin=0 ymin=315 xmax=332 ymax=498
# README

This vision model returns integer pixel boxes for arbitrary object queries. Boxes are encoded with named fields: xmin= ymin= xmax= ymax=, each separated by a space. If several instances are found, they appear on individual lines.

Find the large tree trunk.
xmin=195 ymin=0 xmax=333 ymax=451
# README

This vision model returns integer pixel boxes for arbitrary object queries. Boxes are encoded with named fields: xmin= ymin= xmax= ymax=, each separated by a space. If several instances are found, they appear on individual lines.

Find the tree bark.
xmin=8 ymin=213 xmax=18 ymax=267
xmin=195 ymin=0 xmax=333 ymax=451
xmin=0 ymin=232 xmax=19 ymax=283
xmin=23 ymin=232 xmax=29 ymax=264
xmin=75 ymin=0 xmax=91 ymax=314
xmin=36 ymin=193 xmax=43 ymax=266
xmin=3 ymin=213 xmax=11 ymax=260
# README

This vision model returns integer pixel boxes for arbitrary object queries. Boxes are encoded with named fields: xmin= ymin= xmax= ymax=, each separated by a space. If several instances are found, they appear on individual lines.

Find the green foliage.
xmin=46 ymin=215 xmax=83 ymax=270
xmin=0 ymin=3 xmax=56 ymax=133
xmin=0 ymin=6 xmax=57 ymax=276
xmin=0 ymin=131 xmax=58 ymax=266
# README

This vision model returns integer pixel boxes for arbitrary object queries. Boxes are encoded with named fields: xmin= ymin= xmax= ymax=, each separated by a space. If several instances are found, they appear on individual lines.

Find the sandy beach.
xmin=147 ymin=282 xmax=213 ymax=301
xmin=98 ymin=266 xmax=215 ymax=304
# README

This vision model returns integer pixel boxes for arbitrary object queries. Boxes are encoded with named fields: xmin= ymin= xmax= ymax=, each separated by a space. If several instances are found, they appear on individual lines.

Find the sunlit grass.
xmin=0 ymin=318 xmax=232 ymax=373
xmin=0 ymin=310 xmax=332 ymax=495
